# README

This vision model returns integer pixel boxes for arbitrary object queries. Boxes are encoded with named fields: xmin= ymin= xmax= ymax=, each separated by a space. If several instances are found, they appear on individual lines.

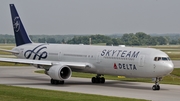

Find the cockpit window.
xmin=162 ymin=57 xmax=168 ymax=61
xmin=158 ymin=57 xmax=161 ymax=61
xmin=167 ymin=57 xmax=171 ymax=61
xmin=154 ymin=57 xmax=170 ymax=61
xmin=154 ymin=57 xmax=157 ymax=61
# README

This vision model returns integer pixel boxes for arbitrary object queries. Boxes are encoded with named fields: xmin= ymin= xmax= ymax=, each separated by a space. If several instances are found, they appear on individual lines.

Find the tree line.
xmin=67 ymin=32 xmax=170 ymax=46
xmin=1 ymin=32 xmax=180 ymax=45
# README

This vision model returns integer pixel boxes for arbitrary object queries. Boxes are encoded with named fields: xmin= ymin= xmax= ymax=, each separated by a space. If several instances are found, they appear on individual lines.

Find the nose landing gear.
xmin=152 ymin=77 xmax=162 ymax=90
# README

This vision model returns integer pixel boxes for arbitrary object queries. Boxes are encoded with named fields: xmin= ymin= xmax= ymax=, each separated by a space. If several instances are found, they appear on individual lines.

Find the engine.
xmin=47 ymin=64 xmax=72 ymax=80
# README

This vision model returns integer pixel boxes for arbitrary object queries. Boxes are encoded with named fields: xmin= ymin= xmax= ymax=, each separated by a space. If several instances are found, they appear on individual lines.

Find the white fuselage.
xmin=13 ymin=43 xmax=174 ymax=78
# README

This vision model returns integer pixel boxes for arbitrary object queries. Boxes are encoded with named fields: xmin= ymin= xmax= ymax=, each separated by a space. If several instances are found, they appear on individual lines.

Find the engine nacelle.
xmin=47 ymin=64 xmax=72 ymax=80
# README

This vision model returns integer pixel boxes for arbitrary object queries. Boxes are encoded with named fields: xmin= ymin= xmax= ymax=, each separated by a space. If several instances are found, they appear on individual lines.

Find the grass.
xmin=0 ymin=45 xmax=14 ymax=55
xmin=0 ymin=44 xmax=15 ymax=46
xmin=35 ymin=68 xmax=180 ymax=85
xmin=0 ymin=46 xmax=14 ymax=49
xmin=171 ymin=68 xmax=180 ymax=76
xmin=166 ymin=53 xmax=180 ymax=60
xmin=0 ymin=85 xmax=147 ymax=101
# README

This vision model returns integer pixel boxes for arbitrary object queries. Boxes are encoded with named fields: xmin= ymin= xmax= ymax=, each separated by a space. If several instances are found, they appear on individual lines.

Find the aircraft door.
xmin=139 ymin=55 xmax=145 ymax=67
xmin=96 ymin=54 xmax=102 ymax=64
xmin=96 ymin=53 xmax=104 ymax=74
xmin=58 ymin=52 xmax=62 ymax=61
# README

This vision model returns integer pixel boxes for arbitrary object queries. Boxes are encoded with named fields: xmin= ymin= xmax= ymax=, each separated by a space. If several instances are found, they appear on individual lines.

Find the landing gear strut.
xmin=91 ymin=74 xmax=105 ymax=83
xmin=152 ymin=77 xmax=161 ymax=90
xmin=50 ymin=79 xmax=64 ymax=85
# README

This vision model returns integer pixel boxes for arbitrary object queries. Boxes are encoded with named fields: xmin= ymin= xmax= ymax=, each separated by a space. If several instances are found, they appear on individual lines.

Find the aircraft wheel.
xmin=54 ymin=80 xmax=59 ymax=85
xmin=156 ymin=85 xmax=160 ymax=90
xmin=96 ymin=77 xmax=100 ymax=83
xmin=152 ymin=85 xmax=156 ymax=90
xmin=152 ymin=77 xmax=161 ymax=90
xmin=50 ymin=79 xmax=64 ymax=85
xmin=100 ymin=77 xmax=105 ymax=83
xmin=59 ymin=80 xmax=64 ymax=84
xmin=51 ymin=79 xmax=55 ymax=84
xmin=91 ymin=77 xmax=105 ymax=83
xmin=91 ymin=77 xmax=96 ymax=83
xmin=152 ymin=85 xmax=160 ymax=90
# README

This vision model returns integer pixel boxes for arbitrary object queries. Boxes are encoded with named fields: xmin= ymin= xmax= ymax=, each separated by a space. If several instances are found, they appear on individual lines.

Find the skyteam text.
xmin=101 ymin=49 xmax=140 ymax=58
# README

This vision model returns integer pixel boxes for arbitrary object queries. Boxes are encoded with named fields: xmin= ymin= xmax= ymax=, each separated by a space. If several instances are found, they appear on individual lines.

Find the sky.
xmin=0 ymin=0 xmax=180 ymax=35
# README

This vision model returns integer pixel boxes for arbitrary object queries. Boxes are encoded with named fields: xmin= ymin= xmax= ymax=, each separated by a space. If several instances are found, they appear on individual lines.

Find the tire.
xmin=152 ymin=85 xmax=160 ymax=90
xmin=54 ymin=80 xmax=59 ymax=85
xmin=100 ymin=77 xmax=105 ymax=83
xmin=59 ymin=80 xmax=64 ymax=84
xmin=51 ymin=79 xmax=55 ymax=84
xmin=96 ymin=78 xmax=100 ymax=83
xmin=91 ymin=77 xmax=96 ymax=83
xmin=152 ymin=85 xmax=156 ymax=90
xmin=156 ymin=85 xmax=160 ymax=90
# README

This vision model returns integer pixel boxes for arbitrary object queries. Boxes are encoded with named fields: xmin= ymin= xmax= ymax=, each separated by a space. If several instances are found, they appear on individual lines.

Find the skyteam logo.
xmin=13 ymin=16 xmax=20 ymax=32
xmin=24 ymin=44 xmax=48 ymax=60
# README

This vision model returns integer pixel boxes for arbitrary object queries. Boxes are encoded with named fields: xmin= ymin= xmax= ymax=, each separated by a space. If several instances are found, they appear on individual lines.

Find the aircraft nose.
xmin=165 ymin=62 xmax=174 ymax=74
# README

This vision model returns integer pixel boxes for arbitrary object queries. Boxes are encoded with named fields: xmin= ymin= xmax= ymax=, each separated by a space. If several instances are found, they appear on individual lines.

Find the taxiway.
xmin=0 ymin=66 xmax=179 ymax=101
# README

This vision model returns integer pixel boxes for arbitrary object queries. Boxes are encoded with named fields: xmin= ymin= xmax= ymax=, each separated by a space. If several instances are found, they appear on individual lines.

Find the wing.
xmin=0 ymin=48 xmax=19 ymax=54
xmin=0 ymin=58 xmax=93 ymax=70
xmin=0 ymin=58 xmax=52 ymax=65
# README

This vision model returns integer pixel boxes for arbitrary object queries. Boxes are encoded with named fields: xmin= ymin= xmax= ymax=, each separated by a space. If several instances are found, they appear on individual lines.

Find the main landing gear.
xmin=50 ymin=79 xmax=64 ymax=85
xmin=152 ymin=77 xmax=162 ymax=90
xmin=91 ymin=74 xmax=105 ymax=83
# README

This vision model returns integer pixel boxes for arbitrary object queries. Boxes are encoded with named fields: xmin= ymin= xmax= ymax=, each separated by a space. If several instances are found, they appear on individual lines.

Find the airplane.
xmin=0 ymin=4 xmax=174 ymax=90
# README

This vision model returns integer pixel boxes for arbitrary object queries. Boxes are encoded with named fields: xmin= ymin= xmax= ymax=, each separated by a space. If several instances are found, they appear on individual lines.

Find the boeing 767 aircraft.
xmin=0 ymin=4 xmax=174 ymax=90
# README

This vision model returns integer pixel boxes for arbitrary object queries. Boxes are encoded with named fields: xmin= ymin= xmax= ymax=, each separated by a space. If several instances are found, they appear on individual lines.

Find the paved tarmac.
xmin=0 ymin=66 xmax=180 ymax=101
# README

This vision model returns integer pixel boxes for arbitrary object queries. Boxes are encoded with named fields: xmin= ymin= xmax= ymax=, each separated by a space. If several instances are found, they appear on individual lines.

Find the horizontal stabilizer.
xmin=0 ymin=48 xmax=19 ymax=54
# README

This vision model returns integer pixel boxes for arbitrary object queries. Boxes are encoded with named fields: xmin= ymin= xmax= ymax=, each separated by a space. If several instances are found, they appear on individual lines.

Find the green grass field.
xmin=0 ymin=85 xmax=148 ymax=101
